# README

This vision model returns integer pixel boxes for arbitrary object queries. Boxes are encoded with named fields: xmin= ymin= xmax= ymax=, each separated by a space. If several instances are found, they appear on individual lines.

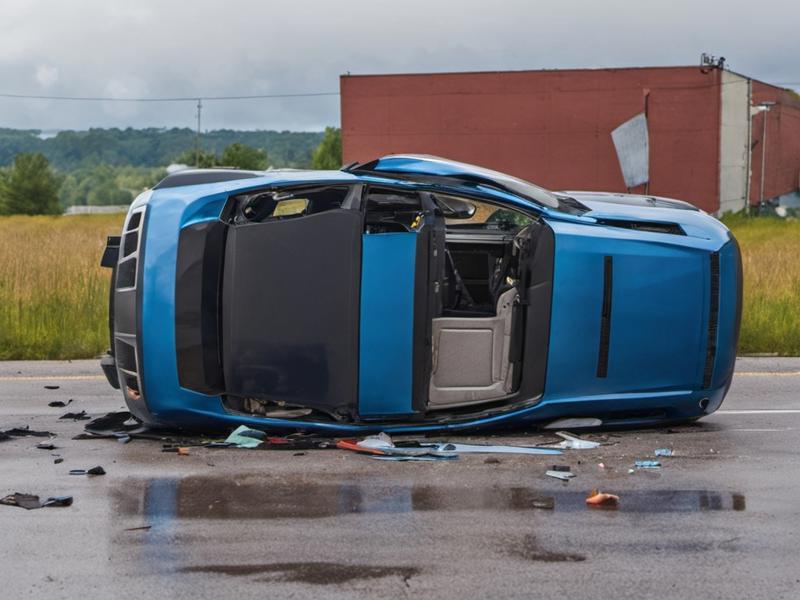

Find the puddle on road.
xmin=113 ymin=476 xmax=746 ymax=520
xmin=180 ymin=562 xmax=419 ymax=585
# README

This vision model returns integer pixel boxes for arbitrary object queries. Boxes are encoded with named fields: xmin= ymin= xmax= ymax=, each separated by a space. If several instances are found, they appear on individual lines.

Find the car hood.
xmin=556 ymin=191 xmax=730 ymax=244
xmin=561 ymin=191 xmax=699 ymax=212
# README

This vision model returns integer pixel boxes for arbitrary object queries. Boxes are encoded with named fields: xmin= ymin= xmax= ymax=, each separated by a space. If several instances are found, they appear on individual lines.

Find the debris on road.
xmin=60 ymin=410 xmax=90 ymax=421
xmin=43 ymin=385 xmax=60 ymax=390
xmin=35 ymin=441 xmax=56 ymax=450
xmin=634 ymin=460 xmax=661 ymax=469
xmin=224 ymin=425 xmax=266 ymax=448
xmin=124 ymin=525 xmax=152 ymax=532
xmin=54 ymin=457 xmax=64 ymax=464
xmin=48 ymin=399 xmax=73 ymax=408
xmin=586 ymin=489 xmax=619 ymax=508
xmin=543 ymin=417 xmax=602 ymax=430
xmin=545 ymin=466 xmax=575 ymax=481
xmin=336 ymin=433 xmax=564 ymax=460
xmin=0 ymin=493 xmax=73 ymax=510
xmin=654 ymin=448 xmax=674 ymax=457
xmin=0 ymin=426 xmax=56 ymax=442
xmin=69 ymin=466 xmax=106 ymax=476
xmin=545 ymin=431 xmax=601 ymax=450
xmin=436 ymin=442 xmax=561 ymax=456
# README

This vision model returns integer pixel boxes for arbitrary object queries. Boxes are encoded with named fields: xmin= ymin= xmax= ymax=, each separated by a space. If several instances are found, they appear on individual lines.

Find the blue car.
xmin=100 ymin=155 xmax=741 ymax=434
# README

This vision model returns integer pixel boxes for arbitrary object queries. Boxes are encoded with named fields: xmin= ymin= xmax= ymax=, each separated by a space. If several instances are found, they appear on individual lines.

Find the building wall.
xmin=342 ymin=67 xmax=724 ymax=212
xmin=718 ymin=71 xmax=751 ymax=214
xmin=750 ymin=82 xmax=800 ymax=205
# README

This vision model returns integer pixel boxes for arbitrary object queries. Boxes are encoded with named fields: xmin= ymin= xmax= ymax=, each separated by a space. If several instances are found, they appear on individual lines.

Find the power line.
xmin=0 ymin=91 xmax=340 ymax=102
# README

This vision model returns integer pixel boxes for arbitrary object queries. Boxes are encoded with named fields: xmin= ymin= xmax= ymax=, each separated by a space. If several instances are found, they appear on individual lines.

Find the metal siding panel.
xmin=359 ymin=233 xmax=417 ymax=416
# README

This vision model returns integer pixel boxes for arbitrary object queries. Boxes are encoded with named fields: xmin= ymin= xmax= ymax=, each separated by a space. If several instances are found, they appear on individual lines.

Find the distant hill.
xmin=0 ymin=127 xmax=325 ymax=170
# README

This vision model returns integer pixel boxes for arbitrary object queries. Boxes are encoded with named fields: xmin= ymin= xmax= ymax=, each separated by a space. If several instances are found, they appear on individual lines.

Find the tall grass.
xmin=723 ymin=214 xmax=800 ymax=355
xmin=0 ymin=214 xmax=124 ymax=359
xmin=0 ymin=213 xmax=798 ymax=359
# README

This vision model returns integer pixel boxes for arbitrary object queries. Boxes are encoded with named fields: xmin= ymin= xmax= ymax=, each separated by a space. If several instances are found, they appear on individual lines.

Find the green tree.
xmin=311 ymin=127 xmax=342 ymax=170
xmin=220 ymin=143 xmax=268 ymax=170
xmin=0 ymin=153 xmax=61 ymax=215
xmin=173 ymin=148 xmax=218 ymax=168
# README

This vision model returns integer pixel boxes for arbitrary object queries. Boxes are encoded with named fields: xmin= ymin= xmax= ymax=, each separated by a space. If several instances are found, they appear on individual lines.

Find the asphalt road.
xmin=1 ymin=358 xmax=799 ymax=599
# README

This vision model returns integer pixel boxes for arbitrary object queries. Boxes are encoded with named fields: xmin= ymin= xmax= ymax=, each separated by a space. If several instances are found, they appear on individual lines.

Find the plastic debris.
xmin=0 ymin=427 xmax=56 ymax=442
xmin=69 ymin=466 xmax=106 ymax=476
xmin=634 ymin=460 xmax=661 ymax=469
xmin=586 ymin=489 xmax=619 ymax=508
xmin=546 ymin=431 xmax=601 ymax=450
xmin=654 ymin=448 xmax=673 ymax=457
xmin=35 ymin=441 xmax=56 ymax=450
xmin=48 ymin=399 xmax=73 ymax=408
xmin=341 ymin=433 xmax=561 ymax=459
xmin=0 ymin=493 xmax=73 ymax=510
xmin=60 ymin=410 xmax=90 ymax=421
xmin=224 ymin=425 xmax=266 ymax=448
xmin=370 ymin=454 xmax=458 ymax=461
xmin=437 ymin=443 xmax=562 ymax=456
xmin=43 ymin=385 xmax=60 ymax=390
xmin=339 ymin=437 xmax=457 ymax=459
xmin=124 ymin=525 xmax=152 ymax=532
xmin=546 ymin=469 xmax=575 ymax=481
xmin=54 ymin=458 xmax=64 ymax=464
xmin=543 ymin=417 xmax=602 ymax=430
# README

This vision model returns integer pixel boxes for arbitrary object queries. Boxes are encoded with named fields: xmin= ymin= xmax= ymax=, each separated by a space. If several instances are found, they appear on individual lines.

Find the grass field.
xmin=722 ymin=214 xmax=800 ymax=356
xmin=0 ymin=214 xmax=124 ymax=360
xmin=0 ymin=213 xmax=798 ymax=359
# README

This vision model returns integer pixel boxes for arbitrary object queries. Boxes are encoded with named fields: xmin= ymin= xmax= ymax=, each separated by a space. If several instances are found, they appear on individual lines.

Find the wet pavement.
xmin=1 ymin=358 xmax=799 ymax=599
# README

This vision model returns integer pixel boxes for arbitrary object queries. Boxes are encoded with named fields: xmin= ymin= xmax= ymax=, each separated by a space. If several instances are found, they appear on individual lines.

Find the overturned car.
xmin=100 ymin=155 xmax=741 ymax=433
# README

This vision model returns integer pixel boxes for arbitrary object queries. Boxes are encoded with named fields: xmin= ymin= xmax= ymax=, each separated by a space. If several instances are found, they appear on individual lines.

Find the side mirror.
xmin=436 ymin=195 xmax=476 ymax=219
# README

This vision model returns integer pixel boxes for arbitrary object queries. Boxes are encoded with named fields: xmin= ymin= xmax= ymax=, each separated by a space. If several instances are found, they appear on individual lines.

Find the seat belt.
xmin=445 ymin=248 xmax=475 ymax=309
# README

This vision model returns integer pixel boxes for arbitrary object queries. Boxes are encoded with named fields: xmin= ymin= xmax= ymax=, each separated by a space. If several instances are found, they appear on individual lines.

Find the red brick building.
xmin=341 ymin=67 xmax=800 ymax=214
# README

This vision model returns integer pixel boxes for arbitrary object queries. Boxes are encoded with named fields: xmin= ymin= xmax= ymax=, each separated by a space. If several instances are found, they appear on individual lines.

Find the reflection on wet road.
xmin=116 ymin=476 xmax=746 ymax=520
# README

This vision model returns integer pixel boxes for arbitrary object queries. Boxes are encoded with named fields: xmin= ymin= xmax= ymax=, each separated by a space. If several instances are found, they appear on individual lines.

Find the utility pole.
xmin=195 ymin=98 xmax=203 ymax=167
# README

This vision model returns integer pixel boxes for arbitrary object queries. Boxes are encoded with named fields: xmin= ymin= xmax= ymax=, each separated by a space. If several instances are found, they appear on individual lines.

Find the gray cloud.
xmin=0 ymin=0 xmax=797 ymax=131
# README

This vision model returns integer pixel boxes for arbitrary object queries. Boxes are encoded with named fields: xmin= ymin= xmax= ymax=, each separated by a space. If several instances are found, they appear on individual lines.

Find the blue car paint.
xmin=120 ymin=160 xmax=740 ymax=433
xmin=359 ymin=232 xmax=418 ymax=417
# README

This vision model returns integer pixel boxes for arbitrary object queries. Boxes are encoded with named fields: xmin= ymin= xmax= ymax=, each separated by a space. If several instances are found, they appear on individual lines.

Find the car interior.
xmin=219 ymin=183 xmax=544 ymax=421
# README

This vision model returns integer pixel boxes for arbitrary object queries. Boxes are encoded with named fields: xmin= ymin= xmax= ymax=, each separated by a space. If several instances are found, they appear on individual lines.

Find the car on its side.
xmin=100 ymin=155 xmax=741 ymax=434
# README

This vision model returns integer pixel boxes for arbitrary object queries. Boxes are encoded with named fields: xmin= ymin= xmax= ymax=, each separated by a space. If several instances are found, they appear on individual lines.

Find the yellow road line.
xmin=0 ymin=375 xmax=106 ymax=381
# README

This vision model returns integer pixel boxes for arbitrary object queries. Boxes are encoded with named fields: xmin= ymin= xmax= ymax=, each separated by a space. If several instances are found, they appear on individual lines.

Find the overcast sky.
xmin=1 ymin=0 xmax=797 ymax=132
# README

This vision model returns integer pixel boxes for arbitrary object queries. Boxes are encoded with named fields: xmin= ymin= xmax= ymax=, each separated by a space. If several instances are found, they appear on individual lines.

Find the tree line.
xmin=0 ymin=128 xmax=342 ymax=215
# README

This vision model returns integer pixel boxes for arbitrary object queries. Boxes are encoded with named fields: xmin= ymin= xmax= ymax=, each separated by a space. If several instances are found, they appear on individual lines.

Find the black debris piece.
xmin=69 ymin=466 xmax=106 ymax=476
xmin=36 ymin=441 xmax=56 ymax=450
xmin=42 ymin=496 xmax=73 ymax=507
xmin=54 ymin=458 xmax=64 ymax=464
xmin=0 ymin=493 xmax=73 ymax=510
xmin=293 ymin=452 xmax=307 ymax=457
xmin=0 ymin=426 xmax=56 ymax=442
xmin=44 ymin=385 xmax=60 ymax=390
xmin=48 ymin=399 xmax=73 ymax=408
xmin=60 ymin=411 xmax=90 ymax=421
xmin=550 ymin=465 xmax=573 ymax=472
xmin=124 ymin=525 xmax=152 ymax=532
